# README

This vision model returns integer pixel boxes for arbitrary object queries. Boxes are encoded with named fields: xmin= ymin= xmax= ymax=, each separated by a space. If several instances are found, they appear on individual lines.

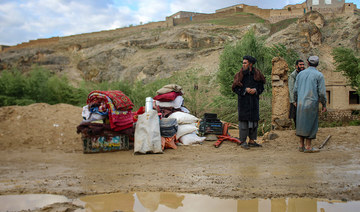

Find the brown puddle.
xmin=0 ymin=194 xmax=69 ymax=212
xmin=77 ymin=192 xmax=360 ymax=212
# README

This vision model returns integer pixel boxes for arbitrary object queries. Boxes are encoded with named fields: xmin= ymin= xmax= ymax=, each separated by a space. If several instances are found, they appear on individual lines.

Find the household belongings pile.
xmin=155 ymin=84 xmax=206 ymax=145
xmin=133 ymin=84 xmax=206 ymax=154
xmin=76 ymin=86 xmax=206 ymax=154
xmin=76 ymin=90 xmax=135 ymax=153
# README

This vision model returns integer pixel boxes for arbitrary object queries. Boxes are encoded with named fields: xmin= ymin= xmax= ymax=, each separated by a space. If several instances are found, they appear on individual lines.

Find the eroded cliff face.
xmin=0 ymin=11 xmax=359 ymax=84
xmin=0 ymin=24 xmax=262 ymax=84
xmin=266 ymin=11 xmax=360 ymax=59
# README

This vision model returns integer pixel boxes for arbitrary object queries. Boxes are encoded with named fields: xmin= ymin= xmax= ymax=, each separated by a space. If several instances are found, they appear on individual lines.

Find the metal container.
xmin=145 ymin=97 xmax=153 ymax=112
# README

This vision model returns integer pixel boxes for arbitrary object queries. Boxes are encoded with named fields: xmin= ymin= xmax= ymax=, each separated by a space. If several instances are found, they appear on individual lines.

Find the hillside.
xmin=0 ymin=11 xmax=359 ymax=86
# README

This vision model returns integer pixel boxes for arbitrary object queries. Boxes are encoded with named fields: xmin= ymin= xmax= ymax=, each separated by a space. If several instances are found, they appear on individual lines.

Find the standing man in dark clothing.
xmin=232 ymin=56 xmax=266 ymax=149
xmin=288 ymin=59 xmax=305 ymax=128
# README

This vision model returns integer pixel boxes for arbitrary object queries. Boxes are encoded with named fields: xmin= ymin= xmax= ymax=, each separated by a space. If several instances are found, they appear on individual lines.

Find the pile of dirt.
xmin=0 ymin=103 xmax=83 ymax=152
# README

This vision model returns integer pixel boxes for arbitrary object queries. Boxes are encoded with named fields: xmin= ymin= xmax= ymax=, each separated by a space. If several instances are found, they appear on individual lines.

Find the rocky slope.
xmin=0 ymin=11 xmax=359 ymax=84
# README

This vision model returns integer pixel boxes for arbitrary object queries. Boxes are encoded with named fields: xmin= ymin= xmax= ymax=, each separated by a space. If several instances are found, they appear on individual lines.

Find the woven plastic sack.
xmin=176 ymin=123 xmax=197 ymax=138
xmin=168 ymin=112 xmax=199 ymax=124
xmin=134 ymin=110 xmax=162 ymax=154
xmin=179 ymin=132 xmax=206 ymax=145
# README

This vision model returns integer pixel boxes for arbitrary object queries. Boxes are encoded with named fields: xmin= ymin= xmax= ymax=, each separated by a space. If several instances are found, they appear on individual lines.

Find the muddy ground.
xmin=0 ymin=103 xmax=359 ymax=210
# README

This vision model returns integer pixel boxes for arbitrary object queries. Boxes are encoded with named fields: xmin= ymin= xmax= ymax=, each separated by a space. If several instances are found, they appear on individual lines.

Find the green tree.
xmin=217 ymin=30 xmax=272 ymax=98
xmin=25 ymin=66 xmax=52 ymax=102
xmin=46 ymin=75 xmax=79 ymax=105
xmin=332 ymin=47 xmax=360 ymax=93
xmin=0 ymin=69 xmax=26 ymax=97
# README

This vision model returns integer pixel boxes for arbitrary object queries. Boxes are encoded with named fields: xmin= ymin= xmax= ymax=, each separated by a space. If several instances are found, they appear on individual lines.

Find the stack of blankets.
xmin=154 ymin=84 xmax=189 ymax=118
xmin=77 ymin=90 xmax=135 ymax=138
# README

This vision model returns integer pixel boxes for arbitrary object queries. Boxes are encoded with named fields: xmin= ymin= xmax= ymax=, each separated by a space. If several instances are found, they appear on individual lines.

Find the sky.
xmin=0 ymin=0 xmax=359 ymax=46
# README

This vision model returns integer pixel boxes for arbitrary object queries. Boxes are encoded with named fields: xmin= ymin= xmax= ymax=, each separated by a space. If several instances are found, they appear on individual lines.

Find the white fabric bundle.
xmin=156 ymin=96 xmax=184 ymax=109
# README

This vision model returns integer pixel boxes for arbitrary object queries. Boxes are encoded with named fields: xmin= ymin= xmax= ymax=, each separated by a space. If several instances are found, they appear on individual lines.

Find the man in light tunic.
xmin=294 ymin=56 xmax=327 ymax=153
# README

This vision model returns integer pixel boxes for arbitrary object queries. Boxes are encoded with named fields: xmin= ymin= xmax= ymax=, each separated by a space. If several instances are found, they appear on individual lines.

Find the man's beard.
xmin=297 ymin=67 xmax=304 ymax=71
xmin=243 ymin=66 xmax=251 ymax=71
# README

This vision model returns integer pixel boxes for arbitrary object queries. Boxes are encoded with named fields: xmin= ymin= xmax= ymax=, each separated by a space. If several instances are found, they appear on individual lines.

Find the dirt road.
xmin=0 ymin=104 xmax=359 ymax=210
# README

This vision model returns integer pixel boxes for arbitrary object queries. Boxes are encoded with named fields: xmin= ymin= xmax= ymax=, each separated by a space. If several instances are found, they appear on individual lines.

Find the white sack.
xmin=134 ymin=110 xmax=162 ymax=154
xmin=168 ymin=111 xmax=199 ymax=124
xmin=180 ymin=106 xmax=190 ymax=113
xmin=176 ymin=123 xmax=197 ymax=138
xmin=179 ymin=132 xmax=206 ymax=145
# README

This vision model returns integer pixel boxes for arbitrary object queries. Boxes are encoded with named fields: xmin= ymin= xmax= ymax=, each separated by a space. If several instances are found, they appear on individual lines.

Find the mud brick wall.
xmin=172 ymin=10 xmax=236 ymax=26
xmin=268 ymin=8 xmax=306 ymax=23
xmin=243 ymin=6 xmax=271 ymax=19
xmin=4 ymin=37 xmax=60 ymax=51
xmin=271 ymin=57 xmax=292 ymax=130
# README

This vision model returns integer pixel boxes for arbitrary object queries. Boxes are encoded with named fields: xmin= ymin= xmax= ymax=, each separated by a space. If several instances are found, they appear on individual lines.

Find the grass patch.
xmin=269 ymin=18 xmax=298 ymax=35
xmin=349 ymin=119 xmax=360 ymax=126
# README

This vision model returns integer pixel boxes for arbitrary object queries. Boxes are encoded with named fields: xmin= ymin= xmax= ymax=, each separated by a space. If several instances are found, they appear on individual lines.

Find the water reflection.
xmin=270 ymin=199 xmax=286 ymax=212
xmin=237 ymin=199 xmax=258 ymax=212
xmin=0 ymin=194 xmax=69 ymax=212
xmin=78 ymin=192 xmax=360 ymax=212
xmin=136 ymin=192 xmax=185 ymax=211
xmin=288 ymin=198 xmax=317 ymax=212
xmin=79 ymin=192 xmax=135 ymax=212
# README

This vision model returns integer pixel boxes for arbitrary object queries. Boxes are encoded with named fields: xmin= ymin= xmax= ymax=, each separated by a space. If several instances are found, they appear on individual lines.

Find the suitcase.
xmin=81 ymin=132 xmax=129 ymax=153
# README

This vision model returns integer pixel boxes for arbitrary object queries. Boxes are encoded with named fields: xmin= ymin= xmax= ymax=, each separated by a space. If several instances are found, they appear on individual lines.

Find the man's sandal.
xmin=239 ymin=142 xmax=250 ymax=150
xmin=248 ymin=141 xmax=262 ymax=147
xmin=303 ymin=147 xmax=320 ymax=153
xmin=298 ymin=147 xmax=304 ymax=152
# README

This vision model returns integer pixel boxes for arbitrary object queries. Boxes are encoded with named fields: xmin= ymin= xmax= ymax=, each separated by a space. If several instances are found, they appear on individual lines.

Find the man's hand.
xmin=321 ymin=107 xmax=327 ymax=113
xmin=246 ymin=88 xmax=256 ymax=95
xmin=293 ymin=102 xmax=297 ymax=107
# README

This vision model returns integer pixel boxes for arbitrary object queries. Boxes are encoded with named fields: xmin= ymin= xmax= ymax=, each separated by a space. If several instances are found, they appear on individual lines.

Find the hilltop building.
xmin=167 ymin=1 xmax=356 ymax=25
xmin=168 ymin=11 xmax=206 ymax=19
xmin=215 ymin=0 xmax=356 ymax=23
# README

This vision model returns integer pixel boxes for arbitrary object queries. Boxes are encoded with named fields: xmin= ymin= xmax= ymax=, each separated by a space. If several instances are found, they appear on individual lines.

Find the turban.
xmin=243 ymin=55 xmax=256 ymax=64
